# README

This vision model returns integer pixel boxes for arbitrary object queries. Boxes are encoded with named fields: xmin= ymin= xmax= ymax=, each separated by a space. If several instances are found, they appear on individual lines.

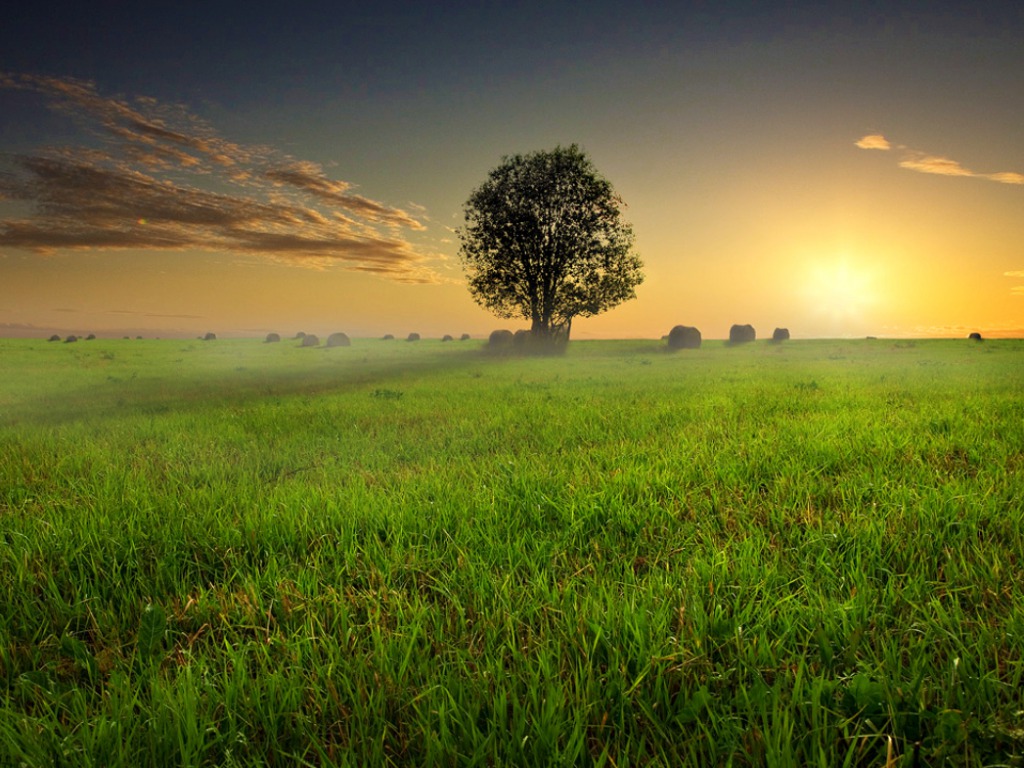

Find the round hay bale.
xmin=136 ymin=335 xmax=143 ymax=339
xmin=968 ymin=332 xmax=983 ymax=341
xmin=48 ymin=334 xmax=61 ymax=342
xmin=442 ymin=334 xmax=454 ymax=342
xmin=203 ymin=332 xmax=217 ymax=341
xmin=772 ymin=327 xmax=790 ymax=342
xmin=85 ymin=333 xmax=96 ymax=340
xmin=667 ymin=325 xmax=701 ymax=349
xmin=300 ymin=333 xmax=320 ymax=347
xmin=729 ymin=324 xmax=756 ymax=344
xmin=460 ymin=333 xmax=471 ymax=341
xmin=64 ymin=335 xmax=78 ymax=343
xmin=488 ymin=329 xmax=514 ymax=347
xmin=265 ymin=332 xmax=281 ymax=343
xmin=382 ymin=334 xmax=395 ymax=340
xmin=326 ymin=332 xmax=351 ymax=347
xmin=294 ymin=331 xmax=306 ymax=339
xmin=406 ymin=332 xmax=420 ymax=341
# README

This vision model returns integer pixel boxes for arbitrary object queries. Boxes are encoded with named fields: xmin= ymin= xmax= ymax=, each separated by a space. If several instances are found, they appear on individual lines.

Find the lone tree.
xmin=459 ymin=145 xmax=643 ymax=344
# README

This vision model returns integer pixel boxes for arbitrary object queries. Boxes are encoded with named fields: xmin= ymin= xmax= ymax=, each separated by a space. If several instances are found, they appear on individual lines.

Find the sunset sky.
xmin=2 ymin=2 xmax=1022 ymax=340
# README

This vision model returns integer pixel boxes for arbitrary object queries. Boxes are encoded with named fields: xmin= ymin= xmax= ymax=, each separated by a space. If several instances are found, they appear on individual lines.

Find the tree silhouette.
xmin=459 ymin=145 xmax=642 ymax=344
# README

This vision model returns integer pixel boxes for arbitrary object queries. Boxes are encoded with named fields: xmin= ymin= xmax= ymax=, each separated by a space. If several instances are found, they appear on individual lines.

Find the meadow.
xmin=0 ymin=335 xmax=1022 ymax=766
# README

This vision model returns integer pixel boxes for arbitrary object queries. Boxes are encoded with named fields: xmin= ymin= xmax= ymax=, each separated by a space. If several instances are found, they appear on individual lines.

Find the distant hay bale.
xmin=460 ymin=333 xmax=471 ymax=340
xmin=772 ymin=327 xmax=790 ymax=342
xmin=300 ymin=334 xmax=320 ymax=347
xmin=442 ymin=334 xmax=454 ymax=342
xmin=265 ymin=332 xmax=281 ymax=343
xmin=64 ymin=335 xmax=78 ymax=343
xmin=406 ymin=332 xmax=420 ymax=341
xmin=729 ymin=324 xmax=756 ymax=344
xmin=488 ymin=329 xmax=514 ymax=347
xmin=48 ymin=334 xmax=61 ymax=342
xmin=513 ymin=329 xmax=531 ymax=346
xmin=203 ymin=332 xmax=217 ymax=341
xmin=136 ymin=335 xmax=143 ymax=339
xmin=326 ymin=332 xmax=351 ymax=347
xmin=667 ymin=325 xmax=701 ymax=349
xmin=382 ymin=334 xmax=395 ymax=340
xmin=294 ymin=331 xmax=306 ymax=339
xmin=968 ymin=332 xmax=983 ymax=341
xmin=86 ymin=333 xmax=96 ymax=340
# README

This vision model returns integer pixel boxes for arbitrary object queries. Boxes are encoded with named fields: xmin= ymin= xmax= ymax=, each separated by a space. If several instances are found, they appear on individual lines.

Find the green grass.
xmin=1 ymin=336 xmax=1022 ymax=766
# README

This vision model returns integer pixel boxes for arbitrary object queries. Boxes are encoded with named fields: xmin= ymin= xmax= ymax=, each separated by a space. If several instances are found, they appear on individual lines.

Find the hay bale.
xmin=64 ymin=335 xmax=78 ymax=343
xmin=729 ymin=324 xmax=756 ymax=344
xmin=488 ymin=329 xmax=514 ymax=347
xmin=86 ymin=333 xmax=96 ymax=340
xmin=772 ymin=327 xmax=790 ymax=342
xmin=48 ymin=334 xmax=61 ymax=342
xmin=294 ymin=331 xmax=306 ymax=339
xmin=265 ymin=332 xmax=281 ymax=343
xmin=968 ymin=332 xmax=983 ymax=341
xmin=203 ymin=332 xmax=217 ymax=341
xmin=406 ymin=332 xmax=420 ymax=341
xmin=667 ymin=325 xmax=701 ymax=349
xmin=326 ymin=332 xmax=351 ymax=347
xmin=442 ymin=334 xmax=454 ymax=342
xmin=460 ymin=333 xmax=471 ymax=341
xmin=513 ymin=329 xmax=532 ymax=346
xmin=382 ymin=334 xmax=395 ymax=340
xmin=301 ymin=334 xmax=320 ymax=347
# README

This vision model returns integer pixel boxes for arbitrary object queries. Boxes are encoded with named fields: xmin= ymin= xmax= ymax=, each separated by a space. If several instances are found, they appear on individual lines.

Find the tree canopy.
xmin=458 ymin=145 xmax=643 ymax=344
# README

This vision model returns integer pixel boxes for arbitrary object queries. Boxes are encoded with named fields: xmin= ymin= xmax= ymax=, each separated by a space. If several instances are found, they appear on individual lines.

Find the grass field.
xmin=1 ymin=336 xmax=1022 ymax=766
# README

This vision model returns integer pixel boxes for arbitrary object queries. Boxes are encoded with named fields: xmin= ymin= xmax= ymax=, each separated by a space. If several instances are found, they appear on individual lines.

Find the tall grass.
xmin=0 ymin=336 xmax=1022 ymax=765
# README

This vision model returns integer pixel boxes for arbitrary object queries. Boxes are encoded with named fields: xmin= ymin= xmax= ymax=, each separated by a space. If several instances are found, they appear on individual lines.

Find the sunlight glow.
xmin=801 ymin=258 xmax=878 ymax=329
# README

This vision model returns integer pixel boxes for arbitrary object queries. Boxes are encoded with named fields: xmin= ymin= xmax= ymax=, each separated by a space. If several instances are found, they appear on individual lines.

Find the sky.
xmin=1 ymin=1 xmax=1022 ymax=340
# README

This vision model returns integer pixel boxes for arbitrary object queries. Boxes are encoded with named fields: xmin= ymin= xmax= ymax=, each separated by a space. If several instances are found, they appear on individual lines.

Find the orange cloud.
xmin=855 ymin=134 xmax=890 ymax=150
xmin=898 ymin=154 xmax=975 ymax=177
xmin=859 ymin=130 xmax=1024 ymax=187
xmin=0 ymin=73 xmax=434 ymax=281
xmin=987 ymin=172 xmax=1024 ymax=185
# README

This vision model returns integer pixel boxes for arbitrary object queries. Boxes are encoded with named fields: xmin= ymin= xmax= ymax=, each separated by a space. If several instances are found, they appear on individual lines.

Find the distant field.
xmin=1 ymin=336 xmax=1022 ymax=766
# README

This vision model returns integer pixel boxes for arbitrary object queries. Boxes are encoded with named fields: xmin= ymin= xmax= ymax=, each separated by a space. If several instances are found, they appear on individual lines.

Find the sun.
xmin=802 ymin=258 xmax=878 ymax=327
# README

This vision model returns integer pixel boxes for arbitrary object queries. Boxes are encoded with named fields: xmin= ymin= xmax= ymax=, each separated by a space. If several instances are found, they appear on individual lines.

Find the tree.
xmin=459 ymin=145 xmax=643 ymax=344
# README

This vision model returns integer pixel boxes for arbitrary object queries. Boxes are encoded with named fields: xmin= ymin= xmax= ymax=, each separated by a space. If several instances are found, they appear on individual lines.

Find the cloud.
xmin=987 ymin=172 xmax=1024 ymax=185
xmin=107 ymin=309 xmax=206 ymax=319
xmin=855 ymin=134 xmax=890 ymax=150
xmin=1004 ymin=271 xmax=1024 ymax=298
xmin=0 ymin=73 xmax=437 ymax=282
xmin=858 ymin=130 xmax=1024 ymax=187
xmin=897 ymin=154 xmax=975 ymax=177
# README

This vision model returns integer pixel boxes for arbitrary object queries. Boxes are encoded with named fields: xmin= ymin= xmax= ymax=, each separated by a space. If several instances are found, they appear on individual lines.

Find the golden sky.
xmin=1 ymin=5 xmax=1022 ymax=339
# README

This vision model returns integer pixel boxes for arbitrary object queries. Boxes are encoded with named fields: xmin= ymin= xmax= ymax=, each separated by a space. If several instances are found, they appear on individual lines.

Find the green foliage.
xmin=459 ymin=145 xmax=643 ymax=342
xmin=0 ymin=336 xmax=1023 ymax=765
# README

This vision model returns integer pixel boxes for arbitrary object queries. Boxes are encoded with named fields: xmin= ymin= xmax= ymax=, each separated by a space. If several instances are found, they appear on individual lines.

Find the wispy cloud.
xmin=1004 ymin=271 xmax=1024 ymax=298
xmin=0 ymin=73 xmax=437 ymax=282
xmin=855 ymin=133 xmax=1024 ymax=187
xmin=108 ymin=309 xmax=206 ymax=319
xmin=897 ymin=154 xmax=974 ymax=177
xmin=854 ymin=134 xmax=890 ymax=150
